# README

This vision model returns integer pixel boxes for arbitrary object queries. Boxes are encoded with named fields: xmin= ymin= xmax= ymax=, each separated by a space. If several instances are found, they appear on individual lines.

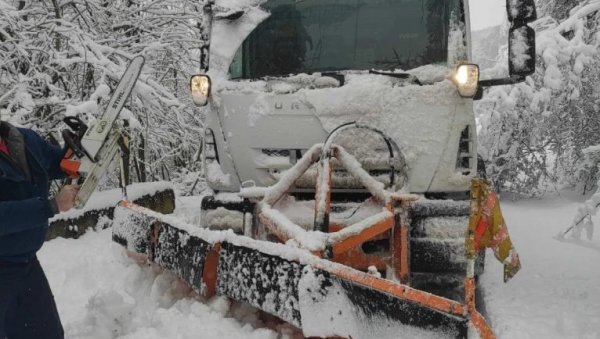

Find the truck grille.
xmin=257 ymin=147 xmax=404 ymax=190
xmin=455 ymin=126 xmax=473 ymax=175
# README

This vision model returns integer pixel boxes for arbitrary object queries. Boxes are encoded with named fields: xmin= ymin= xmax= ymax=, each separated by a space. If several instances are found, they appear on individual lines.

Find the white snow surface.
xmin=40 ymin=196 xmax=281 ymax=339
xmin=481 ymin=197 xmax=600 ymax=339
xmin=38 ymin=194 xmax=600 ymax=338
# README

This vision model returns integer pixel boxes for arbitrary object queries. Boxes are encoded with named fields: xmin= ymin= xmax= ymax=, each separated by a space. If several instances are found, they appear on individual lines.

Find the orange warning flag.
xmin=468 ymin=179 xmax=521 ymax=282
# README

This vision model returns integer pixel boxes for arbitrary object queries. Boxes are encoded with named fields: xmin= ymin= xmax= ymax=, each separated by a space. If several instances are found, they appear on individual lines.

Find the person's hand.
xmin=54 ymin=185 xmax=79 ymax=212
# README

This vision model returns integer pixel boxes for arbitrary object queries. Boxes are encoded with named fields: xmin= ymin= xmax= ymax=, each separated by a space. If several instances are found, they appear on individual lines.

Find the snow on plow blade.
xmin=113 ymin=202 xmax=472 ymax=338
xmin=48 ymin=182 xmax=175 ymax=240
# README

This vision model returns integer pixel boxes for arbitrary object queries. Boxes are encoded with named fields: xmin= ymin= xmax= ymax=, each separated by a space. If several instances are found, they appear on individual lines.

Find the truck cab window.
xmin=229 ymin=0 xmax=460 ymax=79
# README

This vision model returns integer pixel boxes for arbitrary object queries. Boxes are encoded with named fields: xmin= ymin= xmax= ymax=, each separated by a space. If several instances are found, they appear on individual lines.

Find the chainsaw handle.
xmin=62 ymin=129 xmax=86 ymax=159
xmin=60 ymin=116 xmax=89 ymax=179
xmin=61 ymin=116 xmax=90 ymax=158
xmin=63 ymin=116 xmax=88 ymax=135
xmin=60 ymin=151 xmax=81 ymax=179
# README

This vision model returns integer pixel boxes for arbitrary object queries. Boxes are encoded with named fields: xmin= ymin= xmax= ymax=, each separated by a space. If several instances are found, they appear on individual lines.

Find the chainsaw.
xmin=60 ymin=56 xmax=145 ymax=209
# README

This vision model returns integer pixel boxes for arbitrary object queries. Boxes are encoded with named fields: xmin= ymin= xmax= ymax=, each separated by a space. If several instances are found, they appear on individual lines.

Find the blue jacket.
xmin=0 ymin=123 xmax=66 ymax=262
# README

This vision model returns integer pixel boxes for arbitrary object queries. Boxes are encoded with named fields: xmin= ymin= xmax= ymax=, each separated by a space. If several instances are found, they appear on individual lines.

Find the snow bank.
xmin=40 ymin=195 xmax=281 ymax=339
xmin=39 ymin=229 xmax=278 ymax=339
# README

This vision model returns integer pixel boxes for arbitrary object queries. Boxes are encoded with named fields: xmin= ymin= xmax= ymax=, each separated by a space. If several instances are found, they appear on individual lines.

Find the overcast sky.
xmin=469 ymin=0 xmax=506 ymax=31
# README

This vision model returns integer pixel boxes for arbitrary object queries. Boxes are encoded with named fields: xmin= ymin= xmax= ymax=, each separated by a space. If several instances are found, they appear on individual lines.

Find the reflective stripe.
xmin=474 ymin=192 xmax=497 ymax=250
xmin=469 ymin=179 xmax=521 ymax=282
xmin=0 ymin=139 xmax=9 ymax=155
xmin=490 ymin=225 xmax=508 ymax=249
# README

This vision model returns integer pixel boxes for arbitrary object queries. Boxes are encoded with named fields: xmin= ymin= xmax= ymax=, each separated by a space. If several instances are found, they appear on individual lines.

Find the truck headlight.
xmin=452 ymin=64 xmax=479 ymax=98
xmin=190 ymin=75 xmax=211 ymax=106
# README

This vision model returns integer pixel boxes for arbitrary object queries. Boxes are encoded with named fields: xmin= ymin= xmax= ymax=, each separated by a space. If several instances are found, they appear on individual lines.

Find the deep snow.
xmin=38 ymin=195 xmax=600 ymax=338
xmin=38 ymin=196 xmax=284 ymax=339
xmin=481 ymin=197 xmax=600 ymax=339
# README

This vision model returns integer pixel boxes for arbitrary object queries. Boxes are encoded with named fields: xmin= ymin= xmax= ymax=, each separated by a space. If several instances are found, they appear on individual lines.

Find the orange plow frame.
xmin=253 ymin=143 xmax=495 ymax=338
xmin=114 ymin=137 xmax=496 ymax=338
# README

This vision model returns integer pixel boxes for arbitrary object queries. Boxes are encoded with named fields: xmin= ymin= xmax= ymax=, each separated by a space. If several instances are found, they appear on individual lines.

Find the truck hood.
xmin=211 ymin=74 xmax=475 ymax=193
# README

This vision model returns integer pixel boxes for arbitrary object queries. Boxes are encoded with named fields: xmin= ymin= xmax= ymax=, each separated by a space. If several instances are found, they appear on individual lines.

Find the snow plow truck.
xmin=113 ymin=0 xmax=537 ymax=338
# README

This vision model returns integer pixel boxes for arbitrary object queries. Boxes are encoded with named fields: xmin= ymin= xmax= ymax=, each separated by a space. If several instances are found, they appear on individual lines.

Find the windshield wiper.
xmin=369 ymin=70 xmax=422 ymax=86
xmin=321 ymin=72 xmax=345 ymax=86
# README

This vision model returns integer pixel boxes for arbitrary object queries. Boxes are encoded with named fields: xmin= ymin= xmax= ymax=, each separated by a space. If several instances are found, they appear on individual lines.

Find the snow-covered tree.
xmin=0 ymin=0 xmax=208 ymax=192
xmin=476 ymin=0 xmax=600 ymax=196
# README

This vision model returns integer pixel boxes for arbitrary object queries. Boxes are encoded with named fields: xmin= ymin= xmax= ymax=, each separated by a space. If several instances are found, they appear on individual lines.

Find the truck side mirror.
xmin=479 ymin=1 xmax=537 ymax=89
xmin=506 ymin=0 xmax=537 ymax=24
xmin=506 ymin=0 xmax=537 ymax=79
xmin=509 ymin=25 xmax=536 ymax=77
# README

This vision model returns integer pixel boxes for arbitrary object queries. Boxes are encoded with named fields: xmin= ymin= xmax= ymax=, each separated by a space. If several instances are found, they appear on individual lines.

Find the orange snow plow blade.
xmin=113 ymin=200 xmax=495 ymax=338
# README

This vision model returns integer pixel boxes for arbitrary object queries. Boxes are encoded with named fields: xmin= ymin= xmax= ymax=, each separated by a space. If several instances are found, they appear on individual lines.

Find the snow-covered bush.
xmin=477 ymin=0 xmax=600 ymax=196
xmin=0 ymin=0 xmax=207 ymax=189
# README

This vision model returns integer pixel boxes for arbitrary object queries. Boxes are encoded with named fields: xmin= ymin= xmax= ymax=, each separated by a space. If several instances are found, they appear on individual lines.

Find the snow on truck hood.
xmin=215 ymin=70 xmax=467 ymax=160
xmin=212 ymin=72 xmax=474 ymax=192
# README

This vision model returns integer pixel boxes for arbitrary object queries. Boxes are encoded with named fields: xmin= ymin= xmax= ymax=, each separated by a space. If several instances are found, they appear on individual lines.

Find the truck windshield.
xmin=230 ymin=0 xmax=459 ymax=79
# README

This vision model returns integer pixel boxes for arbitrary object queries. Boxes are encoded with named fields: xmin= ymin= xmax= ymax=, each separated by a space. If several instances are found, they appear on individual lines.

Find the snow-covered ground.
xmin=482 ymin=196 xmax=600 ymax=339
xmin=39 ymin=197 xmax=284 ymax=339
xmin=39 ymin=195 xmax=600 ymax=338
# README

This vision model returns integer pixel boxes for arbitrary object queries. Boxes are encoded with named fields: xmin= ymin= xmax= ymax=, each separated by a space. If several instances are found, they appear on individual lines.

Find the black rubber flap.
xmin=411 ymin=239 xmax=466 ymax=274
xmin=154 ymin=224 xmax=212 ymax=294
xmin=299 ymin=267 xmax=468 ymax=338
xmin=112 ymin=205 xmax=154 ymax=253
xmin=218 ymin=242 xmax=303 ymax=327
xmin=217 ymin=243 xmax=467 ymax=338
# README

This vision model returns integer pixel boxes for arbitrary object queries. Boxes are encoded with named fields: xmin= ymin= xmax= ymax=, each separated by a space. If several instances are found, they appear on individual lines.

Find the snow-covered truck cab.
xmin=191 ymin=0 xmax=536 ymax=296
xmin=201 ymin=0 xmax=480 ymax=195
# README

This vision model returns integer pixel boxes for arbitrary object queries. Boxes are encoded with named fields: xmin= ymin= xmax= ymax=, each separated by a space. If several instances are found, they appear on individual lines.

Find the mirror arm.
xmin=214 ymin=10 xmax=245 ymax=21
xmin=200 ymin=0 xmax=214 ymax=73
xmin=512 ymin=19 xmax=529 ymax=28
xmin=480 ymin=75 xmax=526 ymax=87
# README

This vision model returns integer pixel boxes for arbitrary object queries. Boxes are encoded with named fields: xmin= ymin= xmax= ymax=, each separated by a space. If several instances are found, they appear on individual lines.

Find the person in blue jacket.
xmin=0 ymin=120 xmax=79 ymax=339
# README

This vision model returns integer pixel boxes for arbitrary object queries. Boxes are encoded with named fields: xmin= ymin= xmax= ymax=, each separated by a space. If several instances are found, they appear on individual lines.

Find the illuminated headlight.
xmin=190 ymin=75 xmax=211 ymax=106
xmin=452 ymin=64 xmax=479 ymax=98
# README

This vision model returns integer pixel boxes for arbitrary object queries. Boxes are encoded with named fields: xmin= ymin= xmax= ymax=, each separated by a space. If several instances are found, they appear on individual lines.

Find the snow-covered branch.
xmin=0 ymin=0 xmax=209 ymax=192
